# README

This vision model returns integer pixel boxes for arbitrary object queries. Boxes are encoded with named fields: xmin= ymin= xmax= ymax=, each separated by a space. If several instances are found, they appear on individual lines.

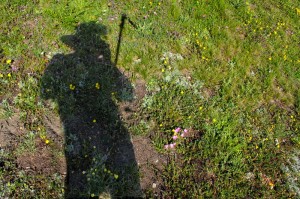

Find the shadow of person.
xmin=41 ymin=22 xmax=142 ymax=198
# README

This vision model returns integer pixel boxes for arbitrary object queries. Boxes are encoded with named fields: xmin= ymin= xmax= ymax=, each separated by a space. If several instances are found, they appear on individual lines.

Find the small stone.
xmin=152 ymin=183 xmax=157 ymax=189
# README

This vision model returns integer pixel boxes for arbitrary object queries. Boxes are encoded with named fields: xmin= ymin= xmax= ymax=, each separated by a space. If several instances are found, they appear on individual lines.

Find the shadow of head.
xmin=61 ymin=22 xmax=108 ymax=52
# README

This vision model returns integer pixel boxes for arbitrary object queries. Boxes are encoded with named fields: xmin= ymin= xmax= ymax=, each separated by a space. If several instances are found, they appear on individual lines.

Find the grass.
xmin=0 ymin=0 xmax=299 ymax=198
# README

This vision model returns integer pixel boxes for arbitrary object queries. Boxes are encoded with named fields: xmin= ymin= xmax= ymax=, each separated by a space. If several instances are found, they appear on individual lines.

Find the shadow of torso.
xmin=41 ymin=22 xmax=142 ymax=198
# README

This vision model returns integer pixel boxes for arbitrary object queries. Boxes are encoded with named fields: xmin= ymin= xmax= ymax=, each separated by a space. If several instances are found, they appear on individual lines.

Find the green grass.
xmin=0 ymin=0 xmax=299 ymax=198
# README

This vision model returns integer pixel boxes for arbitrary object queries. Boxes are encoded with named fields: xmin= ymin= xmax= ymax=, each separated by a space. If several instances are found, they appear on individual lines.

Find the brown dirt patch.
xmin=0 ymin=111 xmax=66 ymax=176
xmin=118 ymin=78 xmax=146 ymax=126
xmin=118 ymin=77 xmax=167 ymax=193
xmin=132 ymin=136 xmax=166 ymax=192
xmin=202 ymin=86 xmax=216 ymax=100
xmin=16 ymin=144 xmax=66 ymax=175
xmin=0 ymin=113 xmax=24 ymax=148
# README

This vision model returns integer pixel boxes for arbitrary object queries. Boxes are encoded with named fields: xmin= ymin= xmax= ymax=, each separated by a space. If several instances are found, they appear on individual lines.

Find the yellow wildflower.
xmin=45 ymin=139 xmax=50 ymax=144
xmin=296 ymin=8 xmax=300 ymax=15
xmin=69 ymin=84 xmax=75 ymax=90
xmin=0 ymin=73 xmax=3 ymax=78
xmin=6 ymin=59 xmax=12 ymax=64
xmin=212 ymin=118 xmax=217 ymax=123
xmin=199 ymin=106 xmax=203 ymax=111
xmin=7 ymin=73 xmax=11 ymax=78
xmin=95 ymin=82 xmax=100 ymax=89
xmin=161 ymin=68 xmax=165 ymax=73
xmin=283 ymin=54 xmax=287 ymax=61
xmin=93 ymin=119 xmax=96 ymax=123
xmin=269 ymin=181 xmax=275 ymax=189
xmin=40 ymin=135 xmax=46 ymax=140
xmin=114 ymin=174 xmax=119 ymax=179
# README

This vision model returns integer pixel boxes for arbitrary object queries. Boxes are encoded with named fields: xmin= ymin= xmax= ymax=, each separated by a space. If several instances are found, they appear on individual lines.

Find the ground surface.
xmin=0 ymin=1 xmax=299 ymax=198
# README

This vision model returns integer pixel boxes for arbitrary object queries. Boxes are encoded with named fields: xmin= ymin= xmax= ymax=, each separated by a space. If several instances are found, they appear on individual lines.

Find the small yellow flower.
xmin=269 ymin=181 xmax=275 ymax=189
xmin=91 ymin=193 xmax=95 ymax=197
xmin=69 ymin=84 xmax=75 ymax=90
xmin=114 ymin=174 xmax=119 ymax=179
xmin=291 ymin=115 xmax=294 ymax=119
xmin=45 ymin=139 xmax=50 ymax=144
xmin=161 ymin=68 xmax=165 ymax=73
xmin=296 ymin=8 xmax=300 ymax=15
xmin=180 ymin=91 xmax=184 ymax=95
xmin=93 ymin=119 xmax=96 ymax=123
xmin=95 ymin=82 xmax=100 ymax=89
xmin=199 ymin=106 xmax=203 ymax=111
xmin=40 ymin=135 xmax=46 ymax=140
xmin=159 ymin=124 xmax=163 ymax=127
xmin=283 ymin=54 xmax=287 ymax=61
xmin=212 ymin=118 xmax=217 ymax=123
xmin=0 ymin=73 xmax=3 ymax=78
xmin=6 ymin=59 xmax=12 ymax=64
xmin=255 ymin=145 xmax=259 ymax=149
xmin=7 ymin=73 xmax=11 ymax=78
xmin=268 ymin=57 xmax=272 ymax=61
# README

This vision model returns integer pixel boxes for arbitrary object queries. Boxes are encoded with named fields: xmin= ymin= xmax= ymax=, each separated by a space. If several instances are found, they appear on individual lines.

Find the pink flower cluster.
xmin=164 ymin=127 xmax=188 ymax=150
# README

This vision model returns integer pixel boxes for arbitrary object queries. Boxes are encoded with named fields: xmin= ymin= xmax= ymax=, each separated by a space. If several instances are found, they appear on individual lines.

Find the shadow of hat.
xmin=60 ymin=22 xmax=108 ymax=48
